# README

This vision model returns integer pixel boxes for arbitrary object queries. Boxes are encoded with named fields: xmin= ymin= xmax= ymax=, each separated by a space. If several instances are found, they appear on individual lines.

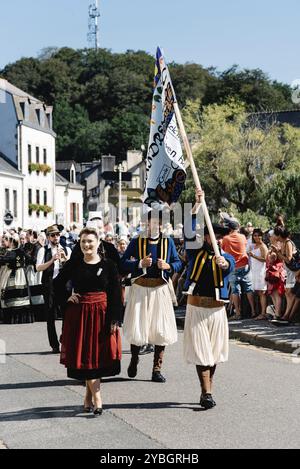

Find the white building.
xmin=0 ymin=79 xmax=83 ymax=231
xmin=55 ymin=172 xmax=84 ymax=227
xmin=0 ymin=155 xmax=24 ymax=230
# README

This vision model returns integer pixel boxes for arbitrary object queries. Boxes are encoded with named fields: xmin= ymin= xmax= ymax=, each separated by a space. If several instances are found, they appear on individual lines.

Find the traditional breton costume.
xmin=36 ymin=225 xmax=71 ymax=352
xmin=54 ymin=256 xmax=123 ymax=380
xmin=121 ymin=233 xmax=182 ymax=381
xmin=0 ymin=248 xmax=32 ymax=324
xmin=183 ymin=218 xmax=235 ymax=408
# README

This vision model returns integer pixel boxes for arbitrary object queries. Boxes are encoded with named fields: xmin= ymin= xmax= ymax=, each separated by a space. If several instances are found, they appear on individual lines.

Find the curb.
xmin=229 ymin=327 xmax=300 ymax=354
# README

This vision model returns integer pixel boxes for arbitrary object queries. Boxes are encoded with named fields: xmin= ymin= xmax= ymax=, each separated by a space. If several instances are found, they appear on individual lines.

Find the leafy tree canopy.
xmin=0 ymin=48 xmax=297 ymax=163
xmin=181 ymin=98 xmax=300 ymax=227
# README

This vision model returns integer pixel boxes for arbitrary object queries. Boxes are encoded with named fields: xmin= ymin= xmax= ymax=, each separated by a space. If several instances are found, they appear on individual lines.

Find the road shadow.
xmin=0 ymin=405 xmax=90 ymax=422
xmin=0 ymin=376 xmax=151 ymax=391
xmin=0 ymin=402 xmax=201 ymax=422
xmin=0 ymin=380 xmax=83 ymax=391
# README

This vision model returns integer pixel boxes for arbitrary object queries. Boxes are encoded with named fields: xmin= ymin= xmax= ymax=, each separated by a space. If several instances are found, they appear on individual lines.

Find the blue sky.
xmin=0 ymin=0 xmax=299 ymax=85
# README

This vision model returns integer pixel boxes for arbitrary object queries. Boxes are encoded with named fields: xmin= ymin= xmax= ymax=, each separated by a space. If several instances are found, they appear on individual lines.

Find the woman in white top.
xmin=248 ymin=229 xmax=268 ymax=320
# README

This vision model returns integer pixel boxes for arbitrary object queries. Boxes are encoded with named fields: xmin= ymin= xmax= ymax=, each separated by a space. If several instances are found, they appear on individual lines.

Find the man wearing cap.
xmin=222 ymin=219 xmax=256 ymax=320
xmin=121 ymin=210 xmax=182 ymax=383
xmin=183 ymin=189 xmax=235 ymax=409
xmin=36 ymin=225 xmax=71 ymax=353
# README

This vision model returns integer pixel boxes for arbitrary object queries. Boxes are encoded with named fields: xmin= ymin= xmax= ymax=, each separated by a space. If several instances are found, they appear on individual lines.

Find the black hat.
xmin=204 ymin=224 xmax=230 ymax=236
xmin=224 ymin=219 xmax=240 ymax=230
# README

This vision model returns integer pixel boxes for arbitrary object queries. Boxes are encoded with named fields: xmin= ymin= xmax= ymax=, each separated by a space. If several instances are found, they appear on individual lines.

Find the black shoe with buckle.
xmin=151 ymin=371 xmax=166 ymax=383
xmin=200 ymin=393 xmax=216 ymax=409
xmin=127 ymin=358 xmax=139 ymax=378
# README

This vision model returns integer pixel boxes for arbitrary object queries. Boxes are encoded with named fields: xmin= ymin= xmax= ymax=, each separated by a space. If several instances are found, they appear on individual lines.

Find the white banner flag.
xmin=143 ymin=47 xmax=186 ymax=207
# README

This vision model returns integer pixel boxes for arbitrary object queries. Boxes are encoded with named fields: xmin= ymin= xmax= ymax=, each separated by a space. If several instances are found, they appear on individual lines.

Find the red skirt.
xmin=60 ymin=292 xmax=121 ymax=378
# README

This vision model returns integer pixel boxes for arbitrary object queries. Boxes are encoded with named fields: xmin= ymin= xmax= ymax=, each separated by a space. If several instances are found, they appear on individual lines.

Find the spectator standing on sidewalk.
xmin=222 ymin=220 xmax=256 ymax=319
xmin=248 ymin=229 xmax=268 ymax=320
xmin=265 ymin=251 xmax=285 ymax=319
xmin=272 ymin=227 xmax=297 ymax=321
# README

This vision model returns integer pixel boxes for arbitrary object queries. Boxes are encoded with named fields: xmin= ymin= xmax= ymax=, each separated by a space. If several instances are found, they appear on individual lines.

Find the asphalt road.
xmin=0 ymin=322 xmax=299 ymax=449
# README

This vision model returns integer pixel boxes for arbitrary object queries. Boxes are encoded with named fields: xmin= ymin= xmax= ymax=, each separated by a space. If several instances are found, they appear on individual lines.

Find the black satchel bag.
xmin=286 ymin=249 xmax=300 ymax=272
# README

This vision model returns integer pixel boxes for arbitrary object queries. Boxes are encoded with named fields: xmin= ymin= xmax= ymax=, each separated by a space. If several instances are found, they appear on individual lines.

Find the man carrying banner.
xmin=120 ymin=47 xmax=185 ymax=383
xmin=184 ymin=189 xmax=235 ymax=409
xmin=121 ymin=210 xmax=182 ymax=382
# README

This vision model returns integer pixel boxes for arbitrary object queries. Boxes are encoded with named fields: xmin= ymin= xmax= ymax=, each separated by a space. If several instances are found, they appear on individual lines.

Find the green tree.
xmin=204 ymin=66 xmax=294 ymax=111
xmin=181 ymin=99 xmax=300 ymax=219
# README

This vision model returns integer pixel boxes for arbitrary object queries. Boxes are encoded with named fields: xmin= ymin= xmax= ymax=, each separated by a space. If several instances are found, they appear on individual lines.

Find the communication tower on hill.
xmin=88 ymin=0 xmax=100 ymax=49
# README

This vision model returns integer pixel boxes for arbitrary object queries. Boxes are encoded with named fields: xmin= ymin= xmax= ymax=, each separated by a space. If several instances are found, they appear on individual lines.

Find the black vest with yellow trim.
xmin=189 ymin=249 xmax=224 ymax=290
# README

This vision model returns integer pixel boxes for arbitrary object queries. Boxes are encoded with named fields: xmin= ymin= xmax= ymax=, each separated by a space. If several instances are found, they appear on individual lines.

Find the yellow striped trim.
xmin=143 ymin=238 xmax=147 ymax=258
xmin=138 ymin=237 xmax=142 ymax=260
xmin=190 ymin=250 xmax=203 ymax=279
xmin=195 ymin=252 xmax=208 ymax=282
xmin=212 ymin=258 xmax=218 ymax=287
xmin=218 ymin=266 xmax=224 ymax=287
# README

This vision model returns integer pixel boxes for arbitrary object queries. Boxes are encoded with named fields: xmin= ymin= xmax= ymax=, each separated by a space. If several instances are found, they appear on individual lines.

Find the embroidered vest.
xmin=189 ymin=249 xmax=224 ymax=289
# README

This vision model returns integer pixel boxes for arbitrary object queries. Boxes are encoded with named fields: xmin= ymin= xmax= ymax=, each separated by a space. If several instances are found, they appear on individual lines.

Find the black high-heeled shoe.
xmin=83 ymin=406 xmax=94 ymax=413
xmin=93 ymin=407 xmax=103 ymax=416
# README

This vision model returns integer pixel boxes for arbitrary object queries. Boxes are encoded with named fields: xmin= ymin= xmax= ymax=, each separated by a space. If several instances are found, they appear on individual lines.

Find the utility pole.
xmin=118 ymin=163 xmax=123 ymax=222
xmin=88 ymin=0 xmax=100 ymax=49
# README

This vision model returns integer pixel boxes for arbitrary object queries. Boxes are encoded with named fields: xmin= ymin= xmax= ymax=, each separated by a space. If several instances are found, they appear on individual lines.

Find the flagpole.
xmin=158 ymin=49 xmax=220 ymax=256
xmin=173 ymin=101 xmax=221 ymax=257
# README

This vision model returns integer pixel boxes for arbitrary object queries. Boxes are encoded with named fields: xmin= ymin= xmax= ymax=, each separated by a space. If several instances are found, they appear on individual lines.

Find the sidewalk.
xmin=175 ymin=307 xmax=300 ymax=354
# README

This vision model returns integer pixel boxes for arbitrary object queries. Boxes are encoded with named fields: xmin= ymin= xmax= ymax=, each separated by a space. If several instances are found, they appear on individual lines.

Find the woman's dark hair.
xmin=273 ymin=226 xmax=290 ymax=239
xmin=252 ymin=228 xmax=263 ymax=242
xmin=79 ymin=227 xmax=100 ymax=240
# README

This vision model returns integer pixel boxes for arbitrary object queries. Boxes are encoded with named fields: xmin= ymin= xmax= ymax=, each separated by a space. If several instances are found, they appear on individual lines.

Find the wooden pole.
xmin=173 ymin=101 xmax=220 ymax=257
xmin=158 ymin=50 xmax=220 ymax=256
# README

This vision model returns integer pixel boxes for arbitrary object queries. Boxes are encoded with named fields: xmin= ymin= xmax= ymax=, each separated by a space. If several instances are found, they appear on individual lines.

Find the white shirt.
xmin=36 ymin=243 xmax=71 ymax=279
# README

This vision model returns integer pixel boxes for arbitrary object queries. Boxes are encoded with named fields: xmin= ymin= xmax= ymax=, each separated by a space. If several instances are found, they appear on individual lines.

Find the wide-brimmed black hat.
xmin=204 ymin=224 xmax=230 ymax=236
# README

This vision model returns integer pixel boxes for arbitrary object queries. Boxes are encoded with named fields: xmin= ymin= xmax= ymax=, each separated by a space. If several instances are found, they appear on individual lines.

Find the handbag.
xmin=286 ymin=248 xmax=300 ymax=272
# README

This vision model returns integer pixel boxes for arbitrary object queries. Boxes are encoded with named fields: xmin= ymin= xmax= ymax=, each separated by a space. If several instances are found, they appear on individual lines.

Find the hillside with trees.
xmin=1 ymin=47 xmax=299 ymax=226
xmin=0 ymin=47 xmax=295 ymax=161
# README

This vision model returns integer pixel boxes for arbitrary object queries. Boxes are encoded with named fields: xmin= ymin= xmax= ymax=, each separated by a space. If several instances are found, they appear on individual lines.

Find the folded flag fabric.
xmin=143 ymin=47 xmax=186 ymax=208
